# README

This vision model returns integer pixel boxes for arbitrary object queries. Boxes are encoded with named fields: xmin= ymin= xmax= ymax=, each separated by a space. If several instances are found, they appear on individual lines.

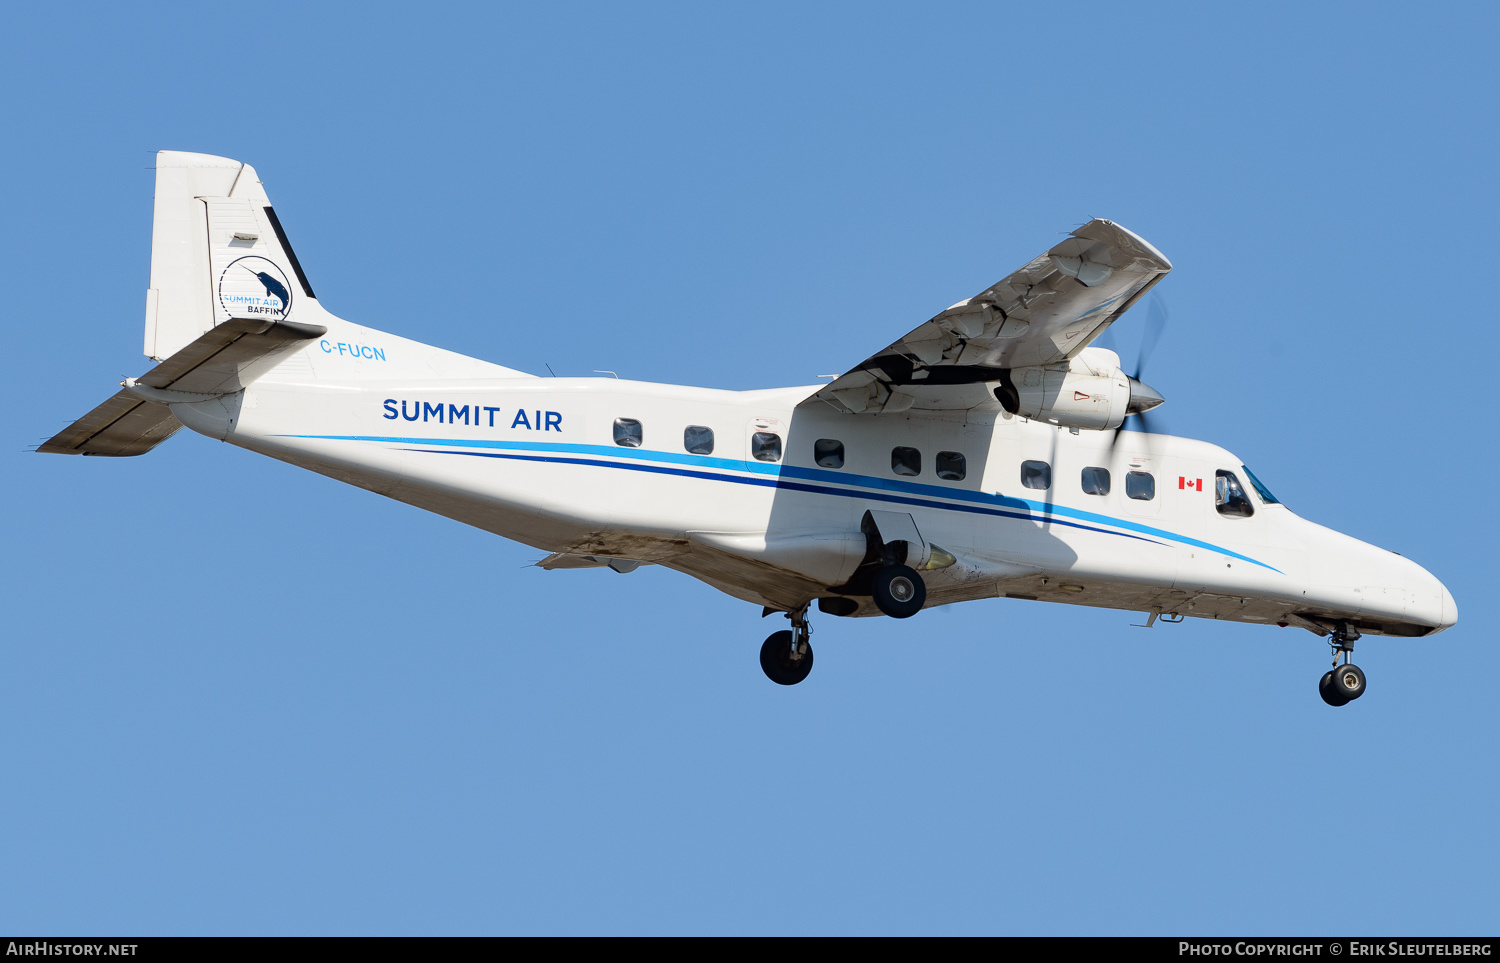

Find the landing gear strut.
xmin=1318 ymin=622 xmax=1367 ymax=706
xmin=760 ymin=604 xmax=814 ymax=686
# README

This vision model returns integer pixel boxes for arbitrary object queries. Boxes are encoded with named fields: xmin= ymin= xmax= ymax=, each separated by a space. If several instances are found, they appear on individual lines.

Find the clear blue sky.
xmin=3 ymin=2 xmax=1496 ymax=935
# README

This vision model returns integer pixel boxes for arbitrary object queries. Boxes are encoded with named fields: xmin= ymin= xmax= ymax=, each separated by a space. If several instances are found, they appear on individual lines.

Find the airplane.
xmin=39 ymin=150 xmax=1457 ymax=705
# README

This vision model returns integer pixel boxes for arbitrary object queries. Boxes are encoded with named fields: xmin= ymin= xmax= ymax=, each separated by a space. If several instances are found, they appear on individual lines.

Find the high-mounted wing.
xmin=804 ymin=219 xmax=1171 ymax=414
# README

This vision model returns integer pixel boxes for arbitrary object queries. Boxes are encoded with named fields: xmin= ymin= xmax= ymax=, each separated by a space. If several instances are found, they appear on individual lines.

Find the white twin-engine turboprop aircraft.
xmin=42 ymin=151 xmax=1456 ymax=703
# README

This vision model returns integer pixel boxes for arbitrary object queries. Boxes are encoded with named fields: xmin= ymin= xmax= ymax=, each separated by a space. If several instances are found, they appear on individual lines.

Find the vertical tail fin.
xmin=44 ymin=151 xmax=536 ymax=456
xmin=145 ymin=150 xmax=318 ymax=360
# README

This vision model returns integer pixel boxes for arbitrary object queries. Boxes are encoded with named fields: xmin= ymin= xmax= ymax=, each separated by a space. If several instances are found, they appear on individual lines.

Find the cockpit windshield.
xmin=1241 ymin=465 xmax=1281 ymax=505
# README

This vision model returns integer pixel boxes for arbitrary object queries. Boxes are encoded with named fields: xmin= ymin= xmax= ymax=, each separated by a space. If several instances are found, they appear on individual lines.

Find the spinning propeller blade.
xmin=1134 ymin=293 xmax=1169 ymax=382
xmin=1113 ymin=293 xmax=1170 ymax=446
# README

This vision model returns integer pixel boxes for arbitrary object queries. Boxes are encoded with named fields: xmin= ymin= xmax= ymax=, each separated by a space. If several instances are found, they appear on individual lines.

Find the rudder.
xmin=145 ymin=150 xmax=318 ymax=360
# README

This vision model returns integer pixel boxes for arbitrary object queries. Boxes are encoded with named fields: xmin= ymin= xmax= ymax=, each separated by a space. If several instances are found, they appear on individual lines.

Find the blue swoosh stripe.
xmin=274 ymin=433 xmax=1283 ymax=572
xmin=403 ymin=446 xmax=1166 ymax=546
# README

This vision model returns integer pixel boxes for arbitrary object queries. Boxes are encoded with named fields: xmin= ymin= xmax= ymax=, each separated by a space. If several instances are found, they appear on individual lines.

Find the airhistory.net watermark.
xmin=5 ymin=945 xmax=137 ymax=956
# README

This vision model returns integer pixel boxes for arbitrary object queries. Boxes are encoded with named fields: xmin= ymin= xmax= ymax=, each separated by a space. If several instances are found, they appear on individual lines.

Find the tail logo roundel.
xmin=219 ymin=256 xmax=293 ymax=321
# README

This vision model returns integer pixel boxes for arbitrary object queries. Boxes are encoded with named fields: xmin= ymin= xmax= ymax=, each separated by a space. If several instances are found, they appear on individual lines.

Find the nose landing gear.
xmin=760 ymin=604 xmax=814 ymax=685
xmin=1318 ymin=622 xmax=1366 ymax=706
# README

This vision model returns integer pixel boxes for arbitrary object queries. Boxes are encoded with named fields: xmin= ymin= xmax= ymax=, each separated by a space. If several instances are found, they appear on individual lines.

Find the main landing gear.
xmin=757 ymin=561 xmax=929 ymax=685
xmin=761 ymin=604 xmax=814 ymax=686
xmin=1318 ymin=622 xmax=1367 ymax=707
xmin=871 ymin=564 xmax=926 ymax=619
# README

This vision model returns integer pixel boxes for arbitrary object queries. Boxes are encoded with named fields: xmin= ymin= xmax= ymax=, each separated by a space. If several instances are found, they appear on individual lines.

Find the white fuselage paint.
xmin=167 ymin=315 xmax=1456 ymax=639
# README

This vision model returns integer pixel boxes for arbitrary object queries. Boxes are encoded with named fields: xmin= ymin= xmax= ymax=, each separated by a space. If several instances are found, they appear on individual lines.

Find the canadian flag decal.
xmin=1179 ymin=476 xmax=1203 ymax=491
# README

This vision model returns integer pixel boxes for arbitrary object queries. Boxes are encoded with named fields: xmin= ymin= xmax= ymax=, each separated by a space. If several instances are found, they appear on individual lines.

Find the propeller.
xmin=1114 ymin=293 xmax=1169 ymax=445
xmin=1134 ymin=292 xmax=1169 ymax=383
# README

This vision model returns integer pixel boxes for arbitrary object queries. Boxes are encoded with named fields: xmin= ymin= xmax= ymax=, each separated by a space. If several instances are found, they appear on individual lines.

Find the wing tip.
xmin=1073 ymin=218 xmax=1172 ymax=271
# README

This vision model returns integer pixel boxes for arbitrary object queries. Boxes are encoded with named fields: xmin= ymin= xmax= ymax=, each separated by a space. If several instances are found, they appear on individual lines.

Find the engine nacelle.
xmin=996 ymin=348 xmax=1162 ymax=431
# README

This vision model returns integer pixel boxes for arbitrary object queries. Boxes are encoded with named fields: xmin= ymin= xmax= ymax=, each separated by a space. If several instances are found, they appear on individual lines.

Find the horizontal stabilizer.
xmin=129 ymin=315 xmax=326 ymax=396
xmin=36 ymin=389 xmax=186 ymax=457
xmin=39 ymin=316 xmax=326 ymax=456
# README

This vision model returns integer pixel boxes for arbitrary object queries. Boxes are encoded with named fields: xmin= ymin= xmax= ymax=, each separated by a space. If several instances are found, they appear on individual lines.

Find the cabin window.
xmin=1215 ymin=470 xmax=1255 ymax=518
xmin=814 ymin=438 xmax=844 ymax=469
xmin=1081 ymin=466 xmax=1111 ymax=495
xmin=1242 ymin=465 xmax=1281 ymax=505
xmin=891 ymin=446 xmax=921 ymax=477
xmin=1021 ymin=460 xmax=1051 ymax=490
xmin=683 ymin=425 xmax=714 ymax=455
xmin=936 ymin=451 xmax=966 ymax=481
xmin=613 ymin=418 xmax=642 ymax=448
xmin=751 ymin=431 xmax=782 ymax=463
xmin=1126 ymin=470 xmax=1155 ymax=500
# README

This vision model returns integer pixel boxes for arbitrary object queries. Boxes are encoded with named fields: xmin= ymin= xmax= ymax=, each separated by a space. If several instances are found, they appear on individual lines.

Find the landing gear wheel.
xmin=1330 ymin=663 xmax=1366 ymax=702
xmin=872 ymin=564 xmax=926 ymax=619
xmin=1318 ymin=622 xmax=1365 ymax=706
xmin=760 ymin=630 xmax=813 ymax=686
xmin=1318 ymin=671 xmax=1350 ymax=707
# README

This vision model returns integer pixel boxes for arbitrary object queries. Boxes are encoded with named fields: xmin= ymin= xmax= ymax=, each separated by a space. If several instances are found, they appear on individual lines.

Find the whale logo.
xmin=218 ymin=256 xmax=293 ymax=321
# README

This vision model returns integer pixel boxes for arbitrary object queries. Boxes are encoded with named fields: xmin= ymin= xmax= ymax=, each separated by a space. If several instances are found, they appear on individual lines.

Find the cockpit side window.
xmin=1241 ymin=465 xmax=1281 ymax=505
xmin=1215 ymin=470 xmax=1255 ymax=518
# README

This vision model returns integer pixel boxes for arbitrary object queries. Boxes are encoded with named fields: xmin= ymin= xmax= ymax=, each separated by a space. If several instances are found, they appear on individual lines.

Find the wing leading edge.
xmin=804 ymin=219 xmax=1171 ymax=415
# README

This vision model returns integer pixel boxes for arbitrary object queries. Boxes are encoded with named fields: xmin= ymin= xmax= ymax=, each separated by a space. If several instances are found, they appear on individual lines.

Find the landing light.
xmin=919 ymin=545 xmax=957 ymax=571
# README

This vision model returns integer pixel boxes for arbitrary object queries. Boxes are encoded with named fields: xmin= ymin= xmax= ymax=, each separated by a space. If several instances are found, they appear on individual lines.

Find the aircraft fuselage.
xmin=175 ymin=372 xmax=1453 ymax=639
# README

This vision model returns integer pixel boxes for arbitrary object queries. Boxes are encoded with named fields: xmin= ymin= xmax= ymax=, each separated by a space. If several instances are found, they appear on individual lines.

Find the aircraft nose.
xmin=1406 ymin=565 xmax=1457 ymax=634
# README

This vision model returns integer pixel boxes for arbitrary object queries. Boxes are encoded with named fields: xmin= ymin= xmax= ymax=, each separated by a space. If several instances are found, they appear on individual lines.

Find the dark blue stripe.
xmin=404 ymin=447 xmax=1168 ymax=546
xmin=274 ymin=432 xmax=1282 ymax=572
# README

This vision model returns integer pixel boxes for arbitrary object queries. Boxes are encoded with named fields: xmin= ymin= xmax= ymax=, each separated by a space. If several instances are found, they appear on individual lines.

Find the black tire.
xmin=1330 ymin=663 xmax=1367 ymax=701
xmin=1319 ymin=670 xmax=1351 ymax=707
xmin=871 ymin=564 xmax=926 ymax=619
xmin=760 ymin=630 xmax=813 ymax=686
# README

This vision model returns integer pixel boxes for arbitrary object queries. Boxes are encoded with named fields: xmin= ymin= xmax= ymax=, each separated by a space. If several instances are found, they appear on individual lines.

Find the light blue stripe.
xmin=274 ymin=433 xmax=1282 ymax=572
xmin=323 ymin=434 xmax=786 ymax=476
